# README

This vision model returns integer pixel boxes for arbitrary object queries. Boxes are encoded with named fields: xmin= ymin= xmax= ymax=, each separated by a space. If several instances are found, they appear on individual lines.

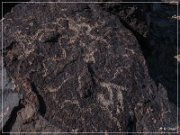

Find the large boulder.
xmin=1 ymin=1 xmax=178 ymax=133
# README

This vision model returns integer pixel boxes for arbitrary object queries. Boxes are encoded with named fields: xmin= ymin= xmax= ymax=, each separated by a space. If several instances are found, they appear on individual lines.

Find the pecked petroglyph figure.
xmin=2 ymin=2 xmax=177 ymax=132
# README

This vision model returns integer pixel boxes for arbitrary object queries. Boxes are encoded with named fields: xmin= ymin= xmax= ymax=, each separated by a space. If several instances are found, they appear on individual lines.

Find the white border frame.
xmin=1 ymin=1 xmax=179 ymax=134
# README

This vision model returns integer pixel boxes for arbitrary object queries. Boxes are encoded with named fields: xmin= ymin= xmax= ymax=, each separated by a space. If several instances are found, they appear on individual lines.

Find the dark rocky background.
xmin=1 ymin=0 xmax=179 ymax=106
xmin=0 ymin=0 xmax=179 ymax=134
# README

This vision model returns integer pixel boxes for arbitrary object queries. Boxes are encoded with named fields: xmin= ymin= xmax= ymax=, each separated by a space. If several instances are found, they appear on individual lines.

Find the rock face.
xmin=99 ymin=1 xmax=179 ymax=107
xmin=1 ymin=1 xmax=178 ymax=133
xmin=0 ymin=56 xmax=20 ymax=130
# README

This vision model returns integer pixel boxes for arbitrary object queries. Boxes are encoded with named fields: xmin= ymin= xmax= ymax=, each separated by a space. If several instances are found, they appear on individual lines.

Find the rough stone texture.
xmin=1 ymin=1 xmax=179 ymax=134
xmin=0 ymin=56 xmax=20 ymax=129
xmin=99 ymin=0 xmax=179 ymax=109
xmin=99 ymin=2 xmax=179 ymax=108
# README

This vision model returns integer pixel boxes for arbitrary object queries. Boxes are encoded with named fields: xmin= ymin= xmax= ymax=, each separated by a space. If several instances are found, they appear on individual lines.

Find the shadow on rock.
xmin=100 ymin=3 xmax=179 ymax=108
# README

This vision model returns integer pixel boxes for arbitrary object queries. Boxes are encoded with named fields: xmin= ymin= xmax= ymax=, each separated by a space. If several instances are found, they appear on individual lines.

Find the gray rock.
xmin=0 ymin=56 xmax=20 ymax=129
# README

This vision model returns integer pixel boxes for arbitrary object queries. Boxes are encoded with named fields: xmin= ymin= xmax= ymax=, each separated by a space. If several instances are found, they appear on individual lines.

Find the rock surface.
xmin=99 ymin=0 xmax=179 ymax=108
xmin=0 ymin=56 xmax=20 ymax=130
xmin=1 ymin=1 xmax=179 ymax=134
